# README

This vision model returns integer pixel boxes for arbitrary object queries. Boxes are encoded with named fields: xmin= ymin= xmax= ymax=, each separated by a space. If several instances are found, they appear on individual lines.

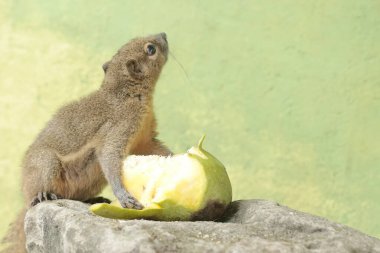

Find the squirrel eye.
xmin=146 ymin=44 xmax=156 ymax=56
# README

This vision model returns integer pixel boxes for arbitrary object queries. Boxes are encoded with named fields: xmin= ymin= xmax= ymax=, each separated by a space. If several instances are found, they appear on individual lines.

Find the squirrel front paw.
xmin=125 ymin=196 xmax=144 ymax=209
xmin=118 ymin=194 xmax=144 ymax=210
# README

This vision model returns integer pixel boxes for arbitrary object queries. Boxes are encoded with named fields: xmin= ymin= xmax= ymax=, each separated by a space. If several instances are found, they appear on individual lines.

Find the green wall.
xmin=0 ymin=0 xmax=379 ymax=240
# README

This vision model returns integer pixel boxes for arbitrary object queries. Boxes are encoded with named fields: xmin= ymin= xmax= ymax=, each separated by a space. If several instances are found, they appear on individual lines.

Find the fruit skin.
xmin=90 ymin=135 xmax=232 ymax=221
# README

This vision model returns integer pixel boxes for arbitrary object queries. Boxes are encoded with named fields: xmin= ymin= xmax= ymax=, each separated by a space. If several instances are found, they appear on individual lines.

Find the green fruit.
xmin=90 ymin=135 xmax=232 ymax=221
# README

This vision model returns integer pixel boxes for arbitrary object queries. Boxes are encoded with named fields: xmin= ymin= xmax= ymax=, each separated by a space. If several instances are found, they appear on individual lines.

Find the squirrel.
xmin=1 ymin=33 xmax=172 ymax=253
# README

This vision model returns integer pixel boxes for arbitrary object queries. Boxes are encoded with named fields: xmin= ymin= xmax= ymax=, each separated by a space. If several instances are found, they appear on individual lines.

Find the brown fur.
xmin=2 ymin=33 xmax=172 ymax=253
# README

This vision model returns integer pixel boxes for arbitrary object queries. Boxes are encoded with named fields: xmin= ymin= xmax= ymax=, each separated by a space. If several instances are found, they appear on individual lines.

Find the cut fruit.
xmin=90 ymin=135 xmax=232 ymax=221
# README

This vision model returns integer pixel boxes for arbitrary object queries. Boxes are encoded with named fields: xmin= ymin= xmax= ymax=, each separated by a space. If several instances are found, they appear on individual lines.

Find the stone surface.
xmin=25 ymin=199 xmax=380 ymax=253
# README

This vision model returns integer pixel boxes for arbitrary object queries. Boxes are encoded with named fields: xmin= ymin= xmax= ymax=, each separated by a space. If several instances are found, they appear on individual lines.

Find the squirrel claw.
xmin=30 ymin=192 xmax=61 ymax=207
xmin=122 ymin=196 xmax=144 ymax=210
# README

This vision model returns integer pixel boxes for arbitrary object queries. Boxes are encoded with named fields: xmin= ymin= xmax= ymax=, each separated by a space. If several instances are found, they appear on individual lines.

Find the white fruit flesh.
xmin=122 ymin=153 xmax=207 ymax=214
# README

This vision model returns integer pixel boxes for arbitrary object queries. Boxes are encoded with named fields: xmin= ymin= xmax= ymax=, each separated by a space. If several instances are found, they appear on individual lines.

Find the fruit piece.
xmin=90 ymin=135 xmax=232 ymax=221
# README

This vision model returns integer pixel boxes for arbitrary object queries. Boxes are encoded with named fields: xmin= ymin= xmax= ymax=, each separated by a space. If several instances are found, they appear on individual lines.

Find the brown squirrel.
xmin=2 ymin=33 xmax=172 ymax=253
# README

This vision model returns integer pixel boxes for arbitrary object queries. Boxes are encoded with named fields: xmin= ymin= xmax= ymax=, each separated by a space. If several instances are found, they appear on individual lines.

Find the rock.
xmin=25 ymin=199 xmax=380 ymax=253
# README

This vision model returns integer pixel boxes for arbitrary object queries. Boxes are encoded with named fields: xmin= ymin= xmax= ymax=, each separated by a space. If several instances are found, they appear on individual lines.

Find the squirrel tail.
xmin=1 ymin=208 xmax=27 ymax=253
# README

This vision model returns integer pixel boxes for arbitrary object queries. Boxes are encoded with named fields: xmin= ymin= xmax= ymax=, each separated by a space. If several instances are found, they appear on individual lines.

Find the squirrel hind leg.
xmin=22 ymin=148 xmax=68 ymax=204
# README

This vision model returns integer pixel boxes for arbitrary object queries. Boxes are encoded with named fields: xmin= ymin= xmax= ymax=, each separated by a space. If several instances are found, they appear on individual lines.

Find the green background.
xmin=0 ymin=0 xmax=379 ymax=240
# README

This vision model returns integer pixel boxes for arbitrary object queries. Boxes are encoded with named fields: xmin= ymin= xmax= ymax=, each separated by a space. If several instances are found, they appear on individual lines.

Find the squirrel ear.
xmin=126 ymin=59 xmax=144 ymax=80
xmin=102 ymin=61 xmax=110 ymax=73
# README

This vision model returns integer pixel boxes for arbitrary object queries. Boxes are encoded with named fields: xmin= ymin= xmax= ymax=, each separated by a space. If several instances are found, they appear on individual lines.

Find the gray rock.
xmin=25 ymin=199 xmax=380 ymax=253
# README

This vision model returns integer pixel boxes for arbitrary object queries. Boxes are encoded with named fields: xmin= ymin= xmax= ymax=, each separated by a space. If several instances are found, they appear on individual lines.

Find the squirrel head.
xmin=102 ymin=33 xmax=168 ymax=93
